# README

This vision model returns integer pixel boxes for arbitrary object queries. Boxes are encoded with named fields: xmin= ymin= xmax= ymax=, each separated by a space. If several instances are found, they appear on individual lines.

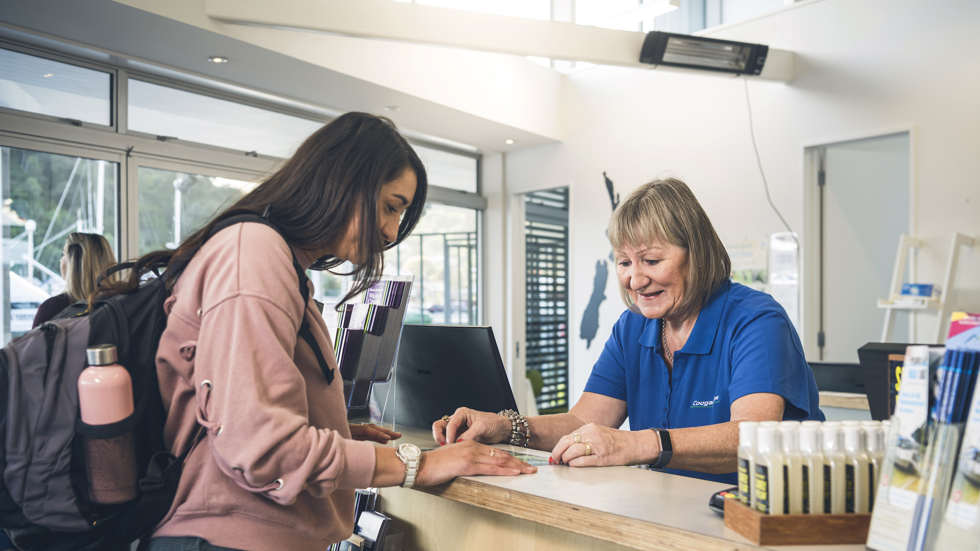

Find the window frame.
xmin=0 ymin=38 xmax=487 ymax=335
xmin=0 ymin=39 xmax=119 ymax=131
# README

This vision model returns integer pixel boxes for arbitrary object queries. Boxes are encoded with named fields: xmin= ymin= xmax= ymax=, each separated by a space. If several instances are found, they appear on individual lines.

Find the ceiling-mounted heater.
xmin=639 ymin=31 xmax=769 ymax=76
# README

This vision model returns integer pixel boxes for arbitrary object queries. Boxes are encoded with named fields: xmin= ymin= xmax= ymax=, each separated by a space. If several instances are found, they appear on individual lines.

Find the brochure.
xmin=867 ymin=345 xmax=943 ymax=551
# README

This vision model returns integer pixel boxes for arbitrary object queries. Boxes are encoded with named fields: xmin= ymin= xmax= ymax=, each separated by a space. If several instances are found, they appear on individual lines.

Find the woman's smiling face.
xmin=615 ymin=241 xmax=690 ymax=321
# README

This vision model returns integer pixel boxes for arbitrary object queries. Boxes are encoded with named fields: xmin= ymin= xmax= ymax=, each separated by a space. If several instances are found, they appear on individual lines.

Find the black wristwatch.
xmin=650 ymin=428 xmax=672 ymax=468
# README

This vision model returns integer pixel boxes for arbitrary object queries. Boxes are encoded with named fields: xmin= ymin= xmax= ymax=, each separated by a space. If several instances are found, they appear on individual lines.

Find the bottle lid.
xmin=757 ymin=425 xmax=781 ymax=454
xmin=780 ymin=424 xmax=799 ymax=453
xmin=799 ymin=426 xmax=821 ymax=453
xmin=822 ymin=424 xmax=842 ymax=452
xmin=861 ymin=422 xmax=884 ymax=451
xmin=801 ymin=420 xmax=822 ymax=428
xmin=86 ymin=344 xmax=118 ymax=366
xmin=739 ymin=421 xmax=759 ymax=447
xmin=759 ymin=420 xmax=780 ymax=427
xmin=841 ymin=420 xmax=862 ymax=427
xmin=842 ymin=425 xmax=865 ymax=452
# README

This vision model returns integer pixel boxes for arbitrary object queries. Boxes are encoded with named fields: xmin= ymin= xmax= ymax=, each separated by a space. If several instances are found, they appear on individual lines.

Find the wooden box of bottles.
xmin=724 ymin=500 xmax=871 ymax=546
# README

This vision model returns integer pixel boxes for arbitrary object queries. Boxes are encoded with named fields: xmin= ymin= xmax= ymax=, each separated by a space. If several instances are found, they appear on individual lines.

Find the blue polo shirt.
xmin=584 ymin=280 xmax=824 ymax=484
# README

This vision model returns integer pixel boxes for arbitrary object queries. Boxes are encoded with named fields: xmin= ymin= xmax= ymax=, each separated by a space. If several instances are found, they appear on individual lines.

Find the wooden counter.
xmin=818 ymin=391 xmax=870 ymax=411
xmin=376 ymin=428 xmax=866 ymax=551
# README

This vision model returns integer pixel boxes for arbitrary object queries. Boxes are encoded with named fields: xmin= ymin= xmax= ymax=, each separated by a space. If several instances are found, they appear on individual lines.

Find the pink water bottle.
xmin=78 ymin=344 xmax=138 ymax=504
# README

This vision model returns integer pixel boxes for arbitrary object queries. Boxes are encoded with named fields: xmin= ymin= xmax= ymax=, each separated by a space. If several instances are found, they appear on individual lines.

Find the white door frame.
xmin=800 ymin=125 xmax=917 ymax=360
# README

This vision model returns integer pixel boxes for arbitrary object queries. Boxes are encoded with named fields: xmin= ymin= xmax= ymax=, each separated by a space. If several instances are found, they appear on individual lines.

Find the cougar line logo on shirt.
xmin=691 ymin=395 xmax=721 ymax=408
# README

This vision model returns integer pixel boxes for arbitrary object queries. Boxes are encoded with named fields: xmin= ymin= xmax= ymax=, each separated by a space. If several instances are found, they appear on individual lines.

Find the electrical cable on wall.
xmin=743 ymin=79 xmax=797 ymax=244
xmin=743 ymin=79 xmax=804 ymax=334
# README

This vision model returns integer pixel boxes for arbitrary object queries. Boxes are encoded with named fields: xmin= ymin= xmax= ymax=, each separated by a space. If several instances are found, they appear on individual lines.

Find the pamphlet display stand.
xmin=878 ymin=233 xmax=976 ymax=343
xmin=334 ymin=275 xmax=414 ymax=409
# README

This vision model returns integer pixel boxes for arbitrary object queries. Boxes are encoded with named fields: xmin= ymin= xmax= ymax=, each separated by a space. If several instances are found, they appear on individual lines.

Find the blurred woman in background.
xmin=32 ymin=232 xmax=117 ymax=327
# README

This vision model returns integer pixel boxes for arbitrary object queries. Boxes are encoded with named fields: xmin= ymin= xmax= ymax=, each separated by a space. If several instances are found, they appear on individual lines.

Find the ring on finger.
xmin=585 ymin=442 xmax=594 ymax=456
xmin=490 ymin=449 xmax=496 ymax=457
xmin=573 ymin=433 xmax=582 ymax=444
xmin=441 ymin=415 xmax=452 ymax=423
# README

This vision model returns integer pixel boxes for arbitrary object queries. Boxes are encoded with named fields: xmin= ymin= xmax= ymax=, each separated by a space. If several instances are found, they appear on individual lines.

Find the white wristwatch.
xmin=395 ymin=443 xmax=422 ymax=488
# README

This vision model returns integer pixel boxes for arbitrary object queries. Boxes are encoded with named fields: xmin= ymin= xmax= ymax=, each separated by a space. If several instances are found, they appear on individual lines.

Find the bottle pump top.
xmin=843 ymin=425 xmax=865 ymax=452
xmin=822 ymin=423 xmax=843 ymax=453
xmin=757 ymin=425 xmax=781 ymax=454
xmin=862 ymin=421 xmax=884 ymax=451
xmin=780 ymin=424 xmax=800 ymax=452
xmin=798 ymin=425 xmax=821 ymax=453
xmin=740 ymin=421 xmax=759 ymax=447
xmin=86 ymin=344 xmax=118 ymax=366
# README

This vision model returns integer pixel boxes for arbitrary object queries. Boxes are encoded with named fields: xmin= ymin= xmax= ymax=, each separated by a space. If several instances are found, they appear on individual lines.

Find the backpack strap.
xmin=291 ymin=259 xmax=335 ymax=385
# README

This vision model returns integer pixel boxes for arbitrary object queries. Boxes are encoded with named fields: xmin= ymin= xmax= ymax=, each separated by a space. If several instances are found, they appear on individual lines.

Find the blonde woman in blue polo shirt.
xmin=435 ymin=177 xmax=824 ymax=484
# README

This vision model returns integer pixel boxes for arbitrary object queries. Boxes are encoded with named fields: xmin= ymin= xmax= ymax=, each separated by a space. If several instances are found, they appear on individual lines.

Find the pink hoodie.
xmin=152 ymin=222 xmax=377 ymax=550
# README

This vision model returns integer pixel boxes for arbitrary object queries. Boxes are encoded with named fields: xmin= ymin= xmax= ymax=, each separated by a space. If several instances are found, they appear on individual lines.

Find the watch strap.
xmin=650 ymin=429 xmax=672 ymax=469
xmin=396 ymin=445 xmax=421 ymax=488
xmin=402 ymin=455 xmax=418 ymax=488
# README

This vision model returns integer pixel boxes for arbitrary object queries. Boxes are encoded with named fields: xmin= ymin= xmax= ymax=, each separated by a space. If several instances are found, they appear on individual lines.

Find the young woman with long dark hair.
xmin=96 ymin=113 xmax=535 ymax=551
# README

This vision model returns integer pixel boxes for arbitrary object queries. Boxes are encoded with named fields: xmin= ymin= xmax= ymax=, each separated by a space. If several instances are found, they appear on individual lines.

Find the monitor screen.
xmin=377 ymin=325 xmax=518 ymax=430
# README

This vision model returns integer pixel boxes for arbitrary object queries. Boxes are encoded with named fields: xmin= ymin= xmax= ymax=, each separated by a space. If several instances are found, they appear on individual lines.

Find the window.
xmin=0 ymin=146 xmax=118 ymax=344
xmin=128 ymin=80 xmax=324 ymax=158
xmin=414 ymin=144 xmax=479 ymax=193
xmin=384 ymin=203 xmax=479 ymax=326
xmin=412 ymin=0 xmax=550 ymax=20
xmin=137 ymin=167 xmax=255 ymax=254
xmin=0 ymin=47 xmax=112 ymax=126
xmin=525 ymin=188 xmax=569 ymax=413
xmin=1 ymin=39 xmax=485 ymax=340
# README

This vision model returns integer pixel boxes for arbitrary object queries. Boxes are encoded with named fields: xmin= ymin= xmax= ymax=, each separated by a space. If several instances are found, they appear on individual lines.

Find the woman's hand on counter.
xmin=551 ymin=423 xmax=659 ymax=467
xmin=349 ymin=423 xmax=402 ymax=444
xmin=415 ymin=440 xmax=538 ymax=486
xmin=432 ymin=407 xmax=511 ymax=446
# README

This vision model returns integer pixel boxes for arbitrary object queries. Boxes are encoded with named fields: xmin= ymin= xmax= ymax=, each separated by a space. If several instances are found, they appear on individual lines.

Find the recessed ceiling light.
xmin=208 ymin=56 xmax=229 ymax=63
xmin=384 ymin=106 xmax=401 ymax=112
xmin=505 ymin=139 xmax=515 ymax=145
xmin=43 ymin=73 xmax=53 ymax=78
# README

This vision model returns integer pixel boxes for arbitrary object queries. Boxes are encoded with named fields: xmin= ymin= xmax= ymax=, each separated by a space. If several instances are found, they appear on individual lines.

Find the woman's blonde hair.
xmin=63 ymin=232 xmax=117 ymax=303
xmin=608 ymin=177 xmax=731 ymax=319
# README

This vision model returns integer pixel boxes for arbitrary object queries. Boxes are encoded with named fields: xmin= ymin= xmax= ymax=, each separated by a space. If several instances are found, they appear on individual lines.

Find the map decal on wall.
xmin=579 ymin=172 xmax=620 ymax=349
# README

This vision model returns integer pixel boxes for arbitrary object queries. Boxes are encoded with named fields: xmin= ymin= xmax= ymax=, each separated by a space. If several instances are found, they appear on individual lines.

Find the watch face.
xmin=399 ymin=443 xmax=421 ymax=460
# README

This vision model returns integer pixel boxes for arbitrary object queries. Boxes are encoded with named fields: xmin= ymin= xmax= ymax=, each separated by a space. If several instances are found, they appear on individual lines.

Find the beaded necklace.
xmin=661 ymin=319 xmax=673 ymax=364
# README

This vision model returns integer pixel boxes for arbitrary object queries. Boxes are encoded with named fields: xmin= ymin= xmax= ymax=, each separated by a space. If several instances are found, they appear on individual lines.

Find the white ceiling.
xmin=0 ymin=0 xmax=563 ymax=152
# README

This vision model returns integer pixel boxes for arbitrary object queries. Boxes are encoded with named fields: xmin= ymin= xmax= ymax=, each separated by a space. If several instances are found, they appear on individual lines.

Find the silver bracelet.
xmin=497 ymin=409 xmax=530 ymax=447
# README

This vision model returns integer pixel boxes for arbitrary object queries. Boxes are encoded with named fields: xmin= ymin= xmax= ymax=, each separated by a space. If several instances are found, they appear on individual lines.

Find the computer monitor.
xmin=857 ymin=342 xmax=919 ymax=420
xmin=809 ymin=362 xmax=865 ymax=395
xmin=377 ymin=325 xmax=519 ymax=431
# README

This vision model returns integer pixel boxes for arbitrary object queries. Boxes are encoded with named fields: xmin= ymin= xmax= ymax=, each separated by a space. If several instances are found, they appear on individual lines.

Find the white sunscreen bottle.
xmin=843 ymin=424 xmax=872 ymax=513
xmin=755 ymin=425 xmax=785 ymax=515
xmin=822 ymin=422 xmax=847 ymax=514
xmin=799 ymin=422 xmax=825 ymax=514
xmin=738 ymin=421 xmax=760 ymax=508
xmin=862 ymin=420 xmax=885 ymax=497
xmin=780 ymin=421 xmax=805 ymax=515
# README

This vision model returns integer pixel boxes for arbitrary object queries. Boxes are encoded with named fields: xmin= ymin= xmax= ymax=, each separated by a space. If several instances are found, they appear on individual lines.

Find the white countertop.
xmin=392 ymin=425 xmax=867 ymax=551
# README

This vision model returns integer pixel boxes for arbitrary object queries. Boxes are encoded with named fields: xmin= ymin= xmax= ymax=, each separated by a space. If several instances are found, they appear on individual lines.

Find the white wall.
xmin=507 ymin=0 xmax=980 ymax=403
